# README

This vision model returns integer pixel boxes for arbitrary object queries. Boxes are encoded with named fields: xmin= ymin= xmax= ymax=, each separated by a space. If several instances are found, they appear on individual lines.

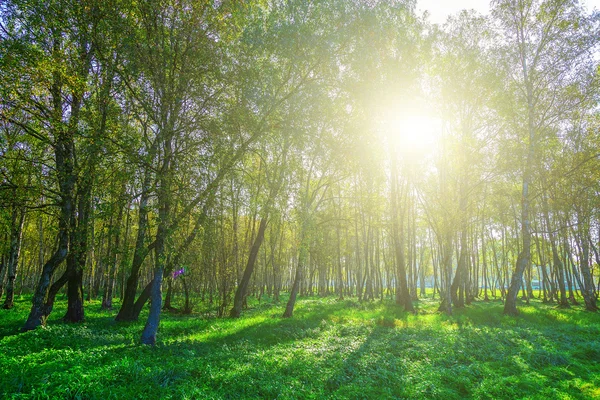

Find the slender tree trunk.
xmin=3 ymin=206 xmax=26 ymax=309
xmin=116 ymin=141 xmax=156 ymax=322
xmin=182 ymin=276 xmax=191 ymax=314
xmin=231 ymin=216 xmax=269 ymax=317
xmin=504 ymin=19 xmax=535 ymax=315
xmin=163 ymin=277 xmax=175 ymax=311
xmin=336 ymin=222 xmax=344 ymax=300
xmin=140 ymin=111 xmax=174 ymax=344
xmin=0 ymin=254 xmax=7 ymax=300
xmin=102 ymin=194 xmax=125 ymax=310
xmin=482 ymin=220 xmax=489 ymax=301
xmin=580 ymin=231 xmax=597 ymax=311
xmin=391 ymin=158 xmax=414 ymax=313
xmin=437 ymin=231 xmax=453 ymax=315
xmin=283 ymin=259 xmax=302 ymax=318
xmin=283 ymin=226 xmax=308 ymax=318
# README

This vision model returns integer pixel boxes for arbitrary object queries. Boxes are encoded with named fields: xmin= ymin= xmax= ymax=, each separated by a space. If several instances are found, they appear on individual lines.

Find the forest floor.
xmin=1 ymin=294 xmax=599 ymax=399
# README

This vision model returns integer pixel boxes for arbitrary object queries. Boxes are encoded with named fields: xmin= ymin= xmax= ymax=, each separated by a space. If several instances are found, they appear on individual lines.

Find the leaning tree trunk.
xmin=116 ymin=143 xmax=156 ymax=321
xmin=22 ymin=232 xmax=69 ymax=331
xmin=232 ymin=147 xmax=287 ymax=317
xmin=41 ymin=270 xmax=69 ymax=320
xmin=23 ymin=93 xmax=76 ymax=330
xmin=230 ymin=217 xmax=268 ymax=318
xmin=283 ymin=225 xmax=308 ymax=319
xmin=140 ymin=264 xmax=164 ymax=345
xmin=131 ymin=206 xmax=211 ymax=320
xmin=283 ymin=260 xmax=302 ymax=318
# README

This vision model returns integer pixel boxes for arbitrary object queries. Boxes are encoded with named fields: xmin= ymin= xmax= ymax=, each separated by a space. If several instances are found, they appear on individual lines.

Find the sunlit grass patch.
xmin=1 ymin=295 xmax=599 ymax=399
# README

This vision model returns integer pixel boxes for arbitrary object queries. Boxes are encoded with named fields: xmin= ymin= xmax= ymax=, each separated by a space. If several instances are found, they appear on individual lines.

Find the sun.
xmin=379 ymin=112 xmax=442 ymax=157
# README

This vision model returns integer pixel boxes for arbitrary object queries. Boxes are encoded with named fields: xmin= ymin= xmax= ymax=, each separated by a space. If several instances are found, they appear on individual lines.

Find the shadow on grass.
xmin=2 ymin=295 xmax=600 ymax=399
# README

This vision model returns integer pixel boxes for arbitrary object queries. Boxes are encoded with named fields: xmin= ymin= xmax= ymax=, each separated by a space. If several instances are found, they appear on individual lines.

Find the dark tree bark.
xmin=162 ymin=277 xmax=175 ymax=311
xmin=41 ymin=270 xmax=69 ymax=321
xmin=22 ymin=232 xmax=69 ymax=331
xmin=63 ymin=176 xmax=93 ymax=323
xmin=63 ymin=251 xmax=85 ymax=323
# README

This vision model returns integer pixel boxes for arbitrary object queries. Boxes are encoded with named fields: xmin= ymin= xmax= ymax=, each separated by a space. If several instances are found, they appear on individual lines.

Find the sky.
xmin=417 ymin=0 xmax=600 ymax=25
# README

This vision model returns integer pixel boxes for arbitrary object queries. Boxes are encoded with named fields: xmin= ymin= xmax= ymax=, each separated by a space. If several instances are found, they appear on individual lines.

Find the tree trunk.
xmin=23 ymin=89 xmax=75 ymax=329
xmin=451 ymin=229 xmax=468 ymax=308
xmin=283 ymin=261 xmax=302 ymax=318
xmin=579 ymin=227 xmax=597 ymax=311
xmin=230 ymin=217 xmax=268 ymax=317
xmin=504 ymin=17 xmax=536 ymax=316
xmin=22 ymin=236 xmax=69 ymax=331
xmin=63 ymin=251 xmax=85 ymax=322
xmin=116 ymin=143 xmax=156 ymax=321
xmin=102 ymin=196 xmax=125 ymax=310
xmin=391 ymin=159 xmax=414 ymax=313
xmin=0 ymin=254 xmax=7 ymax=300
xmin=64 ymin=180 xmax=93 ymax=322
xmin=3 ymin=206 xmax=26 ymax=309
xmin=437 ymin=231 xmax=453 ymax=315
xmin=140 ymin=266 xmax=164 ymax=345
xmin=40 ymin=270 xmax=69 ymax=321
xmin=182 ymin=277 xmax=192 ymax=314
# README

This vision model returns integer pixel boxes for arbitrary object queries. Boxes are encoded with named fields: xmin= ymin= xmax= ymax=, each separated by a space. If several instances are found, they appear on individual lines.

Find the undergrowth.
xmin=1 ymin=295 xmax=599 ymax=399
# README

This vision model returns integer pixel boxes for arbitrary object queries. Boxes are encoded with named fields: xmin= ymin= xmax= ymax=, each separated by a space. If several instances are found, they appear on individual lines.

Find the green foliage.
xmin=1 ymin=296 xmax=599 ymax=399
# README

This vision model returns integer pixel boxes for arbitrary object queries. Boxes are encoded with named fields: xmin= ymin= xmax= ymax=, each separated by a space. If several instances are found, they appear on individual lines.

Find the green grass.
xmin=1 ymin=295 xmax=599 ymax=399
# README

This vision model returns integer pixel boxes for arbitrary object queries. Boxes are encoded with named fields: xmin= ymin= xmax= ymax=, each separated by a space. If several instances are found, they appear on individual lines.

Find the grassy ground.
xmin=1 ymin=294 xmax=599 ymax=399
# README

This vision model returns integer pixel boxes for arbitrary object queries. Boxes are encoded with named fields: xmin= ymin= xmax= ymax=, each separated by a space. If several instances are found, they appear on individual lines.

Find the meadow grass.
xmin=1 ymin=294 xmax=599 ymax=399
